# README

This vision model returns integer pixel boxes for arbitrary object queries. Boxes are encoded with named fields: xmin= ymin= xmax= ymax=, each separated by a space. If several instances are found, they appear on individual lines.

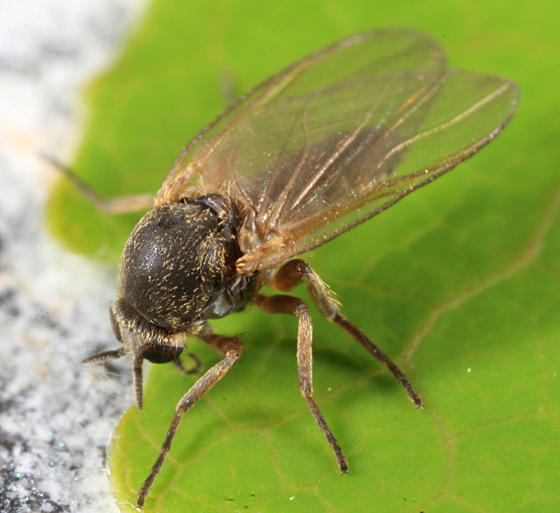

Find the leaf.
xmin=48 ymin=1 xmax=560 ymax=512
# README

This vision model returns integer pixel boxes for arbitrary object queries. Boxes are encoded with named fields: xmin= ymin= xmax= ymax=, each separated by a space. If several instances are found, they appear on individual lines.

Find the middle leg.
xmin=253 ymin=293 xmax=348 ymax=473
xmin=270 ymin=259 xmax=422 ymax=408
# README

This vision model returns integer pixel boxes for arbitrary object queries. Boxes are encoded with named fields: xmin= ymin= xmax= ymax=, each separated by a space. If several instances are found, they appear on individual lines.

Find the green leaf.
xmin=48 ymin=0 xmax=560 ymax=512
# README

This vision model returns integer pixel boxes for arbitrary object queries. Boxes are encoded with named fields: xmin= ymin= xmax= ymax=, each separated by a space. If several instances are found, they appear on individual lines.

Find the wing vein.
xmin=266 ymin=89 xmax=321 ymax=226
xmin=288 ymin=77 xmax=397 ymax=212
xmin=375 ymin=82 xmax=511 ymax=171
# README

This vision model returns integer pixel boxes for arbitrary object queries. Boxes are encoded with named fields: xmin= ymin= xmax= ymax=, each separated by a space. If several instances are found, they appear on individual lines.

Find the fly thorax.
xmin=119 ymin=197 xmax=242 ymax=332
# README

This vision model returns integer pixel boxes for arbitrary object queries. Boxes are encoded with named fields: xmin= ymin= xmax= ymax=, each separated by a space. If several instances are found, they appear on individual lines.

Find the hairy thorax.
xmin=118 ymin=194 xmax=261 ymax=335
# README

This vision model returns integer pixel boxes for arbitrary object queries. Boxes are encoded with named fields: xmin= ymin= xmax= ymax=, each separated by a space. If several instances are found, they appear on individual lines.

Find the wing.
xmin=155 ymin=29 xmax=519 ymax=273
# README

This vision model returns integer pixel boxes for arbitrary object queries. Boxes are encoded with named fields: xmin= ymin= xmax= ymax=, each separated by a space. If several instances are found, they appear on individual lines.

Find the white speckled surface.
xmin=0 ymin=1 xmax=147 ymax=511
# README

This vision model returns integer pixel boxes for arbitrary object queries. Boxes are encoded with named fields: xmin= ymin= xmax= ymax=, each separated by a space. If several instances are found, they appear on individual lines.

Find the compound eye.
xmin=139 ymin=343 xmax=183 ymax=364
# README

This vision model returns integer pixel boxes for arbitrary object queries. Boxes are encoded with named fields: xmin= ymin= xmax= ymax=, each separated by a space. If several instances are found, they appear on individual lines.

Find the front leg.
xmin=270 ymin=259 xmax=423 ymax=408
xmin=253 ymin=294 xmax=349 ymax=473
xmin=172 ymin=351 xmax=202 ymax=375
xmin=137 ymin=327 xmax=243 ymax=507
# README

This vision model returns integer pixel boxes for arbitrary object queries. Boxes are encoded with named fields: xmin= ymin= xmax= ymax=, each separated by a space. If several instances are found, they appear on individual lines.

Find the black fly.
xmin=53 ymin=29 xmax=519 ymax=506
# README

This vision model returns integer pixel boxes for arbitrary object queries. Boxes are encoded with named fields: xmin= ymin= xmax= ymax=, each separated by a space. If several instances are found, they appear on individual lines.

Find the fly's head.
xmin=109 ymin=298 xmax=185 ymax=364
xmin=83 ymin=194 xmax=244 ymax=409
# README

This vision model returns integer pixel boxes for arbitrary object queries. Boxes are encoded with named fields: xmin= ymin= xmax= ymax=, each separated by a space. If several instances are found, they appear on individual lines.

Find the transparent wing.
xmin=155 ymin=29 xmax=519 ymax=273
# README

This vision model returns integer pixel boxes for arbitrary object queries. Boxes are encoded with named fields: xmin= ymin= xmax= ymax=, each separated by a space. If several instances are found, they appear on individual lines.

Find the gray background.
xmin=0 ymin=1 xmax=147 ymax=511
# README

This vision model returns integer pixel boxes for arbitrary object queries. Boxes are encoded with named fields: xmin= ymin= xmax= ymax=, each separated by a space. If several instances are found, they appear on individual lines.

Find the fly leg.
xmin=270 ymin=259 xmax=423 ymax=408
xmin=172 ymin=352 xmax=202 ymax=375
xmin=137 ymin=327 xmax=243 ymax=507
xmin=41 ymin=152 xmax=154 ymax=214
xmin=252 ymin=293 xmax=349 ymax=473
